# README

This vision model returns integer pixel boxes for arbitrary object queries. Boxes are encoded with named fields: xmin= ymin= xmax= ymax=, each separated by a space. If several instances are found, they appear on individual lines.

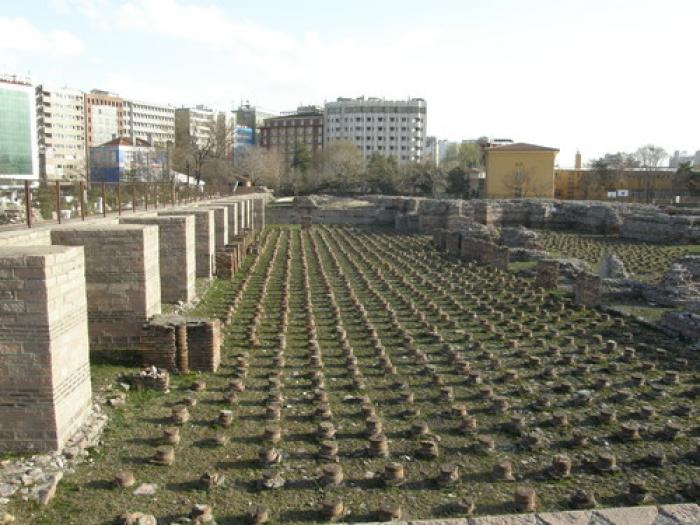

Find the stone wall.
xmin=50 ymin=225 xmax=161 ymax=351
xmin=119 ymin=215 xmax=196 ymax=304
xmin=158 ymin=209 xmax=215 ymax=279
xmin=268 ymin=195 xmax=700 ymax=244
xmin=0 ymin=246 xmax=92 ymax=451
xmin=460 ymin=235 xmax=510 ymax=271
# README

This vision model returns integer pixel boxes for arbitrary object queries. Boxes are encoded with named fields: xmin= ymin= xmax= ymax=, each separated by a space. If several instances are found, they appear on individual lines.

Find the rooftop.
xmin=489 ymin=142 xmax=559 ymax=152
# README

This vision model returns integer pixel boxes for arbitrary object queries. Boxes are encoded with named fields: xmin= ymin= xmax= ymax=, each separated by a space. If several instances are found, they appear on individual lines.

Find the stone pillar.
xmin=535 ymin=259 xmax=560 ymax=289
xmin=197 ymin=205 xmax=228 ymax=252
xmin=187 ymin=319 xmax=221 ymax=372
xmin=252 ymin=198 xmax=265 ymax=231
xmin=119 ymin=215 xmax=196 ymax=304
xmin=246 ymin=199 xmax=253 ymax=231
xmin=237 ymin=200 xmax=247 ymax=232
xmin=0 ymin=246 xmax=92 ymax=451
xmin=446 ymin=231 xmax=462 ymax=256
xmin=300 ymin=215 xmax=312 ymax=230
xmin=218 ymin=201 xmax=239 ymax=241
xmin=575 ymin=272 xmax=602 ymax=306
xmin=50 ymin=225 xmax=161 ymax=351
xmin=158 ymin=209 xmax=215 ymax=279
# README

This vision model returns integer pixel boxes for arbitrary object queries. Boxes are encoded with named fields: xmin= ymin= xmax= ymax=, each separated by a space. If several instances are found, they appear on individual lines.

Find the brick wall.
xmin=158 ymin=209 xmax=215 ymax=279
xmin=0 ymin=246 xmax=92 ymax=451
xmin=119 ymin=215 xmax=196 ymax=304
xmin=50 ymin=225 xmax=161 ymax=351
xmin=198 ymin=205 xmax=228 ymax=252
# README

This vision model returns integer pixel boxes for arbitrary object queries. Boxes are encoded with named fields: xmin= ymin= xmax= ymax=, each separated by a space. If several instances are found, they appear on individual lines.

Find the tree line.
xmin=236 ymin=140 xmax=486 ymax=198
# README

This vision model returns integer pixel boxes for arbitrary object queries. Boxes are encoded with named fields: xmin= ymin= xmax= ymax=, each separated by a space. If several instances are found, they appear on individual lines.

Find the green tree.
xmin=675 ymin=161 xmax=700 ymax=196
xmin=446 ymin=166 xmax=470 ymax=198
xmin=400 ymin=162 xmax=445 ymax=196
xmin=458 ymin=143 xmax=483 ymax=168
xmin=364 ymin=154 xmax=399 ymax=194
xmin=291 ymin=141 xmax=312 ymax=174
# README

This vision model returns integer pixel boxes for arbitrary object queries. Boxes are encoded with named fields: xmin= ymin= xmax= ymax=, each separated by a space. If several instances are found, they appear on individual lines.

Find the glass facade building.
xmin=0 ymin=79 xmax=39 ymax=185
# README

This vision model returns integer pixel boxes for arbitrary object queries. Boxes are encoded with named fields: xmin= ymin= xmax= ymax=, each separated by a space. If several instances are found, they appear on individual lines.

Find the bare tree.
xmin=317 ymin=141 xmax=366 ymax=193
xmin=635 ymin=144 xmax=668 ymax=203
xmin=237 ymin=147 xmax=286 ymax=189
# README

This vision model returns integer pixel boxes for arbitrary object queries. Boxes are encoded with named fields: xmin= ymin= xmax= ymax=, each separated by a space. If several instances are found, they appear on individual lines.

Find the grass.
xmin=536 ymin=230 xmax=700 ymax=281
xmin=8 ymin=225 xmax=699 ymax=525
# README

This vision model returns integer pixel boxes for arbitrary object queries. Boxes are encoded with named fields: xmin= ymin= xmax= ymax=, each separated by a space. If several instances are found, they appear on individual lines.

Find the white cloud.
xmin=0 ymin=17 xmax=84 ymax=56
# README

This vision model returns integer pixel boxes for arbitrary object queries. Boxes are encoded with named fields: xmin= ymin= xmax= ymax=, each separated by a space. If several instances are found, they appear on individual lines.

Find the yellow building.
xmin=485 ymin=143 xmax=559 ymax=198
xmin=554 ymin=168 xmax=678 ymax=202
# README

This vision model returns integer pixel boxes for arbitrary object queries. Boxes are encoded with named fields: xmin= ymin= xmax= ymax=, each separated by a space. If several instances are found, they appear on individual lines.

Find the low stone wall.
xmin=461 ymin=235 xmax=510 ymax=272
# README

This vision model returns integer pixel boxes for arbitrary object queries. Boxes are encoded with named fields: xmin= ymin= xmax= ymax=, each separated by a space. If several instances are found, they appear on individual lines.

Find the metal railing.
xmin=1 ymin=181 xmax=246 ymax=230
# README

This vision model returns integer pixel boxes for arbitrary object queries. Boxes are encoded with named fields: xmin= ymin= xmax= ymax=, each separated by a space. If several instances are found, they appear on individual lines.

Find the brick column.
xmin=51 ymin=225 xmax=161 ymax=351
xmin=158 ymin=209 xmax=215 ymax=279
xmin=197 ymin=205 xmax=228 ymax=252
xmin=0 ymin=246 xmax=92 ymax=452
xmin=120 ymin=215 xmax=196 ymax=304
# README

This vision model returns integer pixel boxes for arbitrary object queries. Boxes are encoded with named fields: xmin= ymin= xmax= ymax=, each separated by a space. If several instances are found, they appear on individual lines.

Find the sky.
xmin=1 ymin=0 xmax=698 ymax=167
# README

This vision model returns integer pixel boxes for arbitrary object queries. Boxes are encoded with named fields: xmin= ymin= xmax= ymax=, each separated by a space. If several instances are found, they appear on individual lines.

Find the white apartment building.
xmin=324 ymin=96 xmax=427 ymax=164
xmin=175 ymin=105 xmax=218 ymax=148
xmin=123 ymin=99 xmax=175 ymax=146
xmin=35 ymin=85 xmax=86 ymax=181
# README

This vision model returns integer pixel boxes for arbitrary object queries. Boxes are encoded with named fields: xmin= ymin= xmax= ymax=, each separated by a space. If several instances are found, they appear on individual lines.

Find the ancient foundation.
xmin=0 ymin=246 xmax=92 ymax=451
xmin=535 ymin=259 xmax=560 ymax=289
xmin=158 ymin=209 xmax=215 ymax=279
xmin=119 ymin=215 xmax=196 ymax=304
xmin=575 ymin=272 xmax=602 ymax=306
xmin=50 ymin=225 xmax=161 ymax=351
xmin=142 ymin=315 xmax=221 ymax=372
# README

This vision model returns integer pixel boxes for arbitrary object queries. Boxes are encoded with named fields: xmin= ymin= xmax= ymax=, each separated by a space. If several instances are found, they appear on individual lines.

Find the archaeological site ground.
xmin=0 ymin=194 xmax=698 ymax=525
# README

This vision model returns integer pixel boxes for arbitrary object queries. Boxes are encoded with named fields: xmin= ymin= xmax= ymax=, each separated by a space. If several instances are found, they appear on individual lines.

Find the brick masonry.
xmin=141 ymin=314 xmax=221 ymax=372
xmin=197 ymin=205 xmax=228 ymax=252
xmin=0 ymin=245 xmax=92 ymax=452
xmin=158 ymin=209 xmax=216 ymax=279
xmin=253 ymin=198 xmax=265 ymax=231
xmin=119 ymin=215 xmax=196 ymax=304
xmin=50 ymin=225 xmax=161 ymax=351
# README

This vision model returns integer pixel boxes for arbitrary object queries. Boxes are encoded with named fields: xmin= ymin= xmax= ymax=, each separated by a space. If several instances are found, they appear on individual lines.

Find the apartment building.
xmin=35 ymin=85 xmax=86 ymax=181
xmin=84 ymin=89 xmax=124 ymax=148
xmin=259 ymin=106 xmax=324 ymax=166
xmin=123 ymin=99 xmax=175 ymax=146
xmin=324 ymin=96 xmax=427 ymax=164
xmin=0 ymin=75 xmax=39 ymax=187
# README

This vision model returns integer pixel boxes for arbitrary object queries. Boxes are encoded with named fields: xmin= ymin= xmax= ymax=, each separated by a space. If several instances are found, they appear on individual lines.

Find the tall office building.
xmin=259 ymin=106 xmax=324 ymax=167
xmin=35 ymin=85 xmax=86 ymax=181
xmin=123 ymin=99 xmax=175 ymax=146
xmin=0 ymin=75 xmax=39 ymax=187
xmin=324 ymin=96 xmax=427 ymax=165
xmin=236 ymin=102 xmax=277 ymax=144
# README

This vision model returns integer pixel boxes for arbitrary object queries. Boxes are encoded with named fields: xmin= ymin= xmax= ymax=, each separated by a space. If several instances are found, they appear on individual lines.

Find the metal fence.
xmin=0 ymin=181 xmax=245 ymax=230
